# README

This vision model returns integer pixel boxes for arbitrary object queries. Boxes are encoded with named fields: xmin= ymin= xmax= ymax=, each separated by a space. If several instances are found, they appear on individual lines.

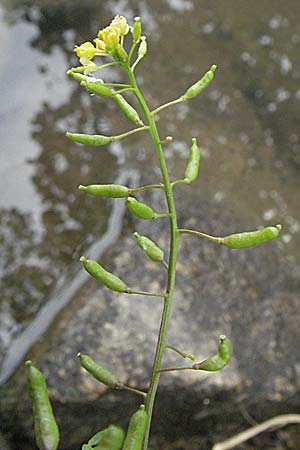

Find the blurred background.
xmin=0 ymin=0 xmax=300 ymax=449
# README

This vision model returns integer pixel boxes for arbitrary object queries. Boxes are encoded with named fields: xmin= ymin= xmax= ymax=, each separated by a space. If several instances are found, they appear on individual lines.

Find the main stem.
xmin=124 ymin=64 xmax=179 ymax=450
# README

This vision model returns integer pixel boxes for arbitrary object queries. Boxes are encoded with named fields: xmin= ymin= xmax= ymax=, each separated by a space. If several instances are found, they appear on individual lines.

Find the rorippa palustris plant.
xmin=25 ymin=15 xmax=282 ymax=450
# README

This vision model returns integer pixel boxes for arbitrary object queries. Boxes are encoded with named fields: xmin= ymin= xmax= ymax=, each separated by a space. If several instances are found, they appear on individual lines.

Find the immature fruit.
xmin=221 ymin=224 xmax=282 ymax=249
xmin=79 ymin=184 xmax=130 ymax=198
xmin=114 ymin=94 xmax=144 ymax=126
xmin=133 ymin=232 xmax=164 ymax=262
xmin=80 ymin=256 xmax=128 ymax=292
xmin=81 ymin=79 xmax=114 ymax=97
xmin=87 ymin=425 xmax=125 ymax=450
xmin=78 ymin=353 xmax=122 ymax=389
xmin=66 ymin=132 xmax=112 ymax=146
xmin=26 ymin=361 xmax=59 ymax=450
xmin=184 ymin=138 xmax=201 ymax=183
xmin=122 ymin=405 xmax=148 ymax=450
xmin=192 ymin=336 xmax=231 ymax=372
xmin=125 ymin=198 xmax=155 ymax=220
xmin=182 ymin=65 xmax=217 ymax=100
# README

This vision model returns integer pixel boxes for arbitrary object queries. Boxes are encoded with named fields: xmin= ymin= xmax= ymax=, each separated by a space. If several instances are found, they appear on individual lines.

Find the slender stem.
xmin=165 ymin=345 xmax=195 ymax=361
xmin=127 ymin=41 xmax=137 ymax=65
xmin=112 ymin=125 xmax=150 ymax=141
xmin=153 ymin=213 xmax=171 ymax=219
xmin=152 ymin=96 xmax=185 ymax=116
xmin=178 ymin=228 xmax=221 ymax=245
xmin=114 ymin=87 xmax=136 ymax=95
xmin=95 ymin=61 xmax=121 ymax=71
xmin=103 ymin=82 xmax=132 ymax=88
xmin=157 ymin=366 xmax=194 ymax=373
xmin=127 ymin=290 xmax=166 ymax=299
xmin=129 ymin=184 xmax=164 ymax=194
xmin=121 ymin=384 xmax=147 ymax=398
xmin=171 ymin=178 xmax=190 ymax=187
xmin=162 ymin=260 xmax=169 ymax=271
xmin=123 ymin=64 xmax=179 ymax=450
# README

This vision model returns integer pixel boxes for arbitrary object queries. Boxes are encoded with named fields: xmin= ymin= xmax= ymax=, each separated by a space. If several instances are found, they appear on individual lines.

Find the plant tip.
xmin=25 ymin=360 xmax=32 ymax=367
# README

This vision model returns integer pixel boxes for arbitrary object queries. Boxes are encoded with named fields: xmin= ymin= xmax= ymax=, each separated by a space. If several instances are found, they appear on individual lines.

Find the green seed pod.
xmin=66 ymin=132 xmax=112 ymax=146
xmin=114 ymin=94 xmax=144 ymax=126
xmin=78 ymin=353 xmax=122 ymax=390
xmin=193 ymin=335 xmax=231 ymax=372
xmin=138 ymin=36 xmax=147 ymax=59
xmin=221 ymin=224 xmax=282 ymax=249
xmin=132 ymin=17 xmax=142 ymax=43
xmin=125 ymin=198 xmax=155 ymax=220
xmin=122 ymin=405 xmax=148 ymax=450
xmin=79 ymin=184 xmax=130 ymax=198
xmin=182 ymin=65 xmax=217 ymax=100
xmin=67 ymin=70 xmax=88 ymax=82
xmin=133 ymin=232 xmax=164 ymax=262
xmin=88 ymin=425 xmax=125 ymax=450
xmin=26 ymin=361 xmax=60 ymax=450
xmin=80 ymin=256 xmax=128 ymax=292
xmin=184 ymin=138 xmax=201 ymax=183
xmin=81 ymin=80 xmax=114 ymax=97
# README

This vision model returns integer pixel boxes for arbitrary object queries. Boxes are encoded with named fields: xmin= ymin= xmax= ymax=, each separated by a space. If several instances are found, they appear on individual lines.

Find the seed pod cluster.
xmin=193 ymin=335 xmax=231 ymax=372
xmin=114 ymin=94 xmax=144 ymax=126
xmin=78 ymin=353 xmax=123 ymax=390
xmin=26 ymin=361 xmax=60 ymax=450
xmin=221 ymin=224 xmax=282 ymax=249
xmin=81 ymin=80 xmax=114 ymax=97
xmin=79 ymin=184 xmax=130 ymax=198
xmin=133 ymin=232 xmax=164 ymax=262
xmin=182 ymin=65 xmax=217 ymax=100
xmin=126 ymin=197 xmax=155 ymax=220
xmin=87 ymin=425 xmax=125 ymax=450
xmin=80 ymin=256 xmax=129 ymax=292
xmin=66 ymin=132 xmax=112 ymax=146
xmin=184 ymin=138 xmax=201 ymax=183
xmin=122 ymin=405 xmax=148 ymax=450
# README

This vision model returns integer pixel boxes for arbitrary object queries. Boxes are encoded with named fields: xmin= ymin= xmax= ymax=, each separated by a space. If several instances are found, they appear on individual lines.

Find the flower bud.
xmin=74 ymin=42 xmax=96 ymax=60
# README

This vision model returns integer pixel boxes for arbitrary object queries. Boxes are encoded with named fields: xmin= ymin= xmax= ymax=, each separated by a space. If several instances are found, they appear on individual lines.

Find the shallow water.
xmin=0 ymin=1 xmax=300 ymax=444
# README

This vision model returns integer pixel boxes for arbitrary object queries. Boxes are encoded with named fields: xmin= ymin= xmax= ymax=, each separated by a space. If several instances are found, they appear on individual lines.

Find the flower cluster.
xmin=74 ymin=16 xmax=130 ymax=74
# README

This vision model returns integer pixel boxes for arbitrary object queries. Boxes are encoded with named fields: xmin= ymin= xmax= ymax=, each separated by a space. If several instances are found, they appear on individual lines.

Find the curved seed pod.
xmin=80 ymin=256 xmax=129 ymax=292
xmin=184 ymin=138 xmax=201 ymax=183
xmin=122 ymin=405 xmax=148 ymax=450
xmin=78 ymin=354 xmax=123 ymax=390
xmin=66 ymin=132 xmax=112 ymax=146
xmin=138 ymin=36 xmax=147 ymax=59
xmin=79 ymin=184 xmax=130 ymax=198
xmin=88 ymin=425 xmax=125 ymax=450
xmin=81 ymin=80 xmax=114 ymax=97
xmin=182 ymin=65 xmax=217 ymax=100
xmin=26 ymin=361 xmax=59 ymax=450
xmin=133 ymin=232 xmax=164 ymax=262
xmin=193 ymin=336 xmax=231 ymax=372
xmin=221 ymin=224 xmax=282 ymax=249
xmin=114 ymin=94 xmax=144 ymax=126
xmin=126 ymin=198 xmax=155 ymax=220
xmin=132 ymin=17 xmax=142 ymax=43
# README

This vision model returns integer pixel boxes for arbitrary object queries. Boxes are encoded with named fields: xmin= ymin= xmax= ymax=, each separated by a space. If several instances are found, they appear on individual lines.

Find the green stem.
xmin=112 ymin=125 xmax=150 ymax=141
xmin=114 ymin=87 xmax=136 ymax=95
xmin=129 ymin=184 xmax=164 ymax=194
xmin=165 ymin=345 xmax=195 ymax=361
xmin=124 ymin=64 xmax=179 ymax=450
xmin=127 ymin=290 xmax=166 ymax=299
xmin=178 ymin=228 xmax=221 ymax=245
xmin=151 ymin=96 xmax=185 ymax=116
xmin=121 ymin=384 xmax=147 ymax=398
xmin=171 ymin=178 xmax=190 ymax=187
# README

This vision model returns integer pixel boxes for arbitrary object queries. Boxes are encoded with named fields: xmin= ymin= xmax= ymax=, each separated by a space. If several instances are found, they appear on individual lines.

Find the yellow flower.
xmin=79 ymin=57 xmax=98 ymax=75
xmin=110 ymin=15 xmax=129 ymax=36
xmin=98 ymin=26 xmax=120 ymax=47
xmin=74 ymin=42 xmax=96 ymax=60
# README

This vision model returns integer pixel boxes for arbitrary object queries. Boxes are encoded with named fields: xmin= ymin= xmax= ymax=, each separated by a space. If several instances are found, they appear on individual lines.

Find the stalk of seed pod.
xmin=184 ymin=137 xmax=201 ymax=183
xmin=125 ymin=198 xmax=155 ymax=220
xmin=122 ymin=405 xmax=148 ymax=450
xmin=192 ymin=335 xmax=231 ymax=372
xmin=79 ymin=184 xmax=130 ymax=198
xmin=80 ymin=256 xmax=129 ymax=292
xmin=114 ymin=94 xmax=144 ymax=126
xmin=221 ymin=224 xmax=282 ymax=249
xmin=181 ymin=65 xmax=217 ymax=100
xmin=78 ymin=353 xmax=123 ymax=389
xmin=133 ymin=232 xmax=164 ymax=262
xmin=81 ymin=79 xmax=115 ymax=97
xmin=88 ymin=425 xmax=125 ymax=450
xmin=26 ymin=361 xmax=60 ymax=450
